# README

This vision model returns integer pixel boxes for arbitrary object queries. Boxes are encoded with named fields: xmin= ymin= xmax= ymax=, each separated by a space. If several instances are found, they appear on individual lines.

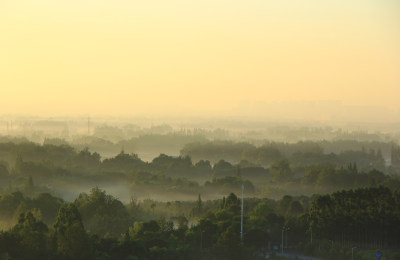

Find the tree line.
xmin=1 ymin=186 xmax=400 ymax=259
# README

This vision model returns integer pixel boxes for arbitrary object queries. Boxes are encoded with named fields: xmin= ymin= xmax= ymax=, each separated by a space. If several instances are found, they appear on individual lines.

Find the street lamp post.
xmin=266 ymin=228 xmax=271 ymax=250
xmin=281 ymin=227 xmax=289 ymax=254
xmin=352 ymin=247 xmax=357 ymax=260
xmin=200 ymin=231 xmax=205 ymax=251
xmin=286 ymin=228 xmax=290 ymax=249
xmin=241 ymin=184 xmax=244 ymax=242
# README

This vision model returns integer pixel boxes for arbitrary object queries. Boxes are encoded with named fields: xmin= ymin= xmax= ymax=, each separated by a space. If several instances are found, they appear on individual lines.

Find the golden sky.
xmin=1 ymin=0 xmax=399 ymax=120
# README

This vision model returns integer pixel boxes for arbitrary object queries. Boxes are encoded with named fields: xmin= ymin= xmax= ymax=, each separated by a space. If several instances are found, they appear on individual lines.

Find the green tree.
xmin=52 ymin=203 xmax=93 ymax=259
xmin=224 ymin=193 xmax=241 ymax=214
xmin=74 ymin=187 xmax=131 ymax=237
xmin=33 ymin=193 xmax=64 ymax=226
xmin=0 ymin=162 xmax=9 ymax=179
xmin=271 ymin=158 xmax=293 ymax=181
xmin=213 ymin=226 xmax=244 ymax=260
xmin=11 ymin=211 xmax=49 ymax=260
xmin=287 ymin=200 xmax=304 ymax=216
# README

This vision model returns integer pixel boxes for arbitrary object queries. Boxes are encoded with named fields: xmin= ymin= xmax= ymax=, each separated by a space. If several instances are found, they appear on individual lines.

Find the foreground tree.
xmin=74 ymin=187 xmax=131 ymax=237
xmin=52 ymin=203 xmax=93 ymax=259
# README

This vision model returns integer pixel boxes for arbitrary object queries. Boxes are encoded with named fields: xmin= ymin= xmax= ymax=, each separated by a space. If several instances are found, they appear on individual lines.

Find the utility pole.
xmin=281 ymin=228 xmax=284 ymax=254
xmin=352 ymin=247 xmax=357 ymax=260
xmin=286 ymin=228 xmax=290 ymax=249
xmin=281 ymin=227 xmax=289 ymax=253
xmin=241 ymin=184 xmax=244 ymax=242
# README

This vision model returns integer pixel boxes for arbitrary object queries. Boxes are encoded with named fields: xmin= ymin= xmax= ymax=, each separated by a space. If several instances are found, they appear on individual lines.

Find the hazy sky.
xmin=1 ymin=0 xmax=399 ymax=121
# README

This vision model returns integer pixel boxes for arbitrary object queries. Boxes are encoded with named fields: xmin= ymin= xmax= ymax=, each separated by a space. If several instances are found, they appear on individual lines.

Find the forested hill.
xmin=0 ymin=139 xmax=399 ymax=259
xmin=180 ymin=140 xmax=396 ymax=169
xmin=1 ymin=186 xmax=400 ymax=259
xmin=1 ymin=140 xmax=400 ymax=202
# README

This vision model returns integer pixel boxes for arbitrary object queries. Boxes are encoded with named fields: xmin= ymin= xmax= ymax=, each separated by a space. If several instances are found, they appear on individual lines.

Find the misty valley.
xmin=0 ymin=121 xmax=400 ymax=260
xmin=2 ymin=0 xmax=399 ymax=258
